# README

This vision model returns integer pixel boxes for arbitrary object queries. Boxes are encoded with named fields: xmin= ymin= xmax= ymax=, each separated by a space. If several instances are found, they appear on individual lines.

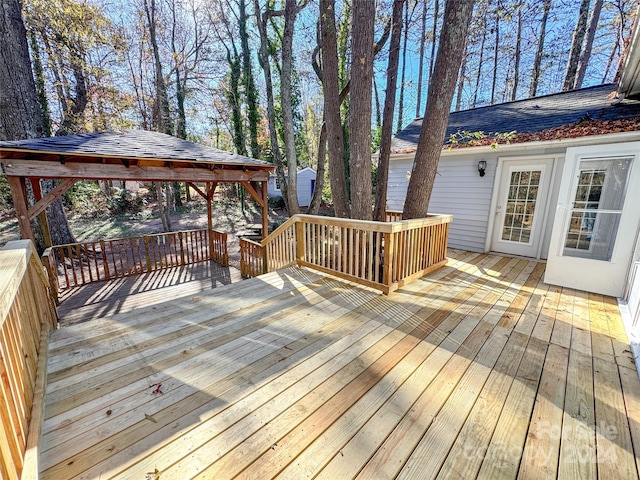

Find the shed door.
xmin=491 ymin=159 xmax=554 ymax=258
xmin=544 ymin=143 xmax=640 ymax=297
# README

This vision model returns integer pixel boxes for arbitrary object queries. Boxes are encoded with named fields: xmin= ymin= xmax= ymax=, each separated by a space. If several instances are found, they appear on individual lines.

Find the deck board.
xmin=38 ymin=250 xmax=640 ymax=479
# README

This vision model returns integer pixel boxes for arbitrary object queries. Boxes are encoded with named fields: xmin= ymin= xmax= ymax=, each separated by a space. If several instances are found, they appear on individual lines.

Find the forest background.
xmin=0 ymin=0 xmax=637 ymax=248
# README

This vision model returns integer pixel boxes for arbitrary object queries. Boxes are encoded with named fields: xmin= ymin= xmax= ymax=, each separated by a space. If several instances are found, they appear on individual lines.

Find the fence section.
xmin=239 ymin=213 xmax=452 ymax=294
xmin=51 ymin=228 xmax=228 ymax=290
xmin=0 ymin=240 xmax=57 ymax=480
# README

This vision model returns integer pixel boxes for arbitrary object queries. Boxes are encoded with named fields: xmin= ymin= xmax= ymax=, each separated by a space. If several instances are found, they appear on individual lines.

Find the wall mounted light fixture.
xmin=478 ymin=160 xmax=487 ymax=177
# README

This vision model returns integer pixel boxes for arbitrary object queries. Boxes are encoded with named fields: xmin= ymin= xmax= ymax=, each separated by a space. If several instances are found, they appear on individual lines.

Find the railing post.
xmin=295 ymin=220 xmax=304 ymax=267
xmin=383 ymin=231 xmax=395 ymax=288
xmin=143 ymin=235 xmax=152 ymax=272
xmin=100 ymin=240 xmax=110 ymax=280
xmin=178 ymin=231 xmax=185 ymax=264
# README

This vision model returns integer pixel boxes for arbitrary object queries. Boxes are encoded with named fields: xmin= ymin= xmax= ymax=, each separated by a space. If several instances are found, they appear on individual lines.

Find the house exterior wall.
xmin=386 ymin=132 xmax=640 ymax=259
xmin=387 ymin=153 xmax=496 ymax=252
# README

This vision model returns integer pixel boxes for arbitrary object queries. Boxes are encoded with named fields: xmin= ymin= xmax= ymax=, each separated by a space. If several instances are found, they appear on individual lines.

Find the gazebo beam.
xmin=3 ymin=159 xmax=270 ymax=183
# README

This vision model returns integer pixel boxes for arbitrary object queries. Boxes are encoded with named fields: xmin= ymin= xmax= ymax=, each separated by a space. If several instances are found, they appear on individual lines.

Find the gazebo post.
xmin=30 ymin=178 xmax=52 ymax=248
xmin=6 ymin=176 xmax=36 ymax=244
xmin=206 ymin=182 xmax=217 ymax=259
xmin=261 ymin=180 xmax=268 ymax=238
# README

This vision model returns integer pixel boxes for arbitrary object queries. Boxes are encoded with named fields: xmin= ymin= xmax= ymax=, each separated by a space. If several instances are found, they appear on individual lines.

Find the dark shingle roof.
xmin=392 ymin=83 xmax=640 ymax=151
xmin=0 ymin=130 xmax=272 ymax=168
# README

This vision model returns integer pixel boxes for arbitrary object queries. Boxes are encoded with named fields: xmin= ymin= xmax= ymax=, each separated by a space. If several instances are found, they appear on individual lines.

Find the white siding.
xmin=387 ymin=155 xmax=496 ymax=252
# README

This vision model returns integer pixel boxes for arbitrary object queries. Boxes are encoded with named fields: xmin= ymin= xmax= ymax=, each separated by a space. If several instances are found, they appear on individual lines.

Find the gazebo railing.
xmin=45 ymin=228 xmax=228 ymax=291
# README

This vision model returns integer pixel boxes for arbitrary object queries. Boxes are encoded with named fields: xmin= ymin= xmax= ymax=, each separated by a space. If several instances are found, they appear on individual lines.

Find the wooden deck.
xmin=40 ymin=250 xmax=640 ymax=479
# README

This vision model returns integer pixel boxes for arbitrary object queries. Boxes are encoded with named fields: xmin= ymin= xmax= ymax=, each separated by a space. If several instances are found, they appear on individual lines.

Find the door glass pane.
xmin=501 ymin=170 xmax=541 ymax=244
xmin=563 ymin=157 xmax=632 ymax=261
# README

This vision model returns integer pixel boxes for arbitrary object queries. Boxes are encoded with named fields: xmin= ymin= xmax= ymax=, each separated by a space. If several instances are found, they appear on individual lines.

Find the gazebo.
xmin=0 ymin=130 xmax=276 ymax=246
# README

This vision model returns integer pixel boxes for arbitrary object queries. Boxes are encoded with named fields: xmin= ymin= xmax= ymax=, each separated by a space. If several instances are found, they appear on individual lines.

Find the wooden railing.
xmin=239 ymin=238 xmax=265 ymax=278
xmin=239 ymin=213 xmax=452 ymax=294
xmin=1 ymin=240 xmax=58 ymax=480
xmin=49 ymin=228 xmax=228 ymax=291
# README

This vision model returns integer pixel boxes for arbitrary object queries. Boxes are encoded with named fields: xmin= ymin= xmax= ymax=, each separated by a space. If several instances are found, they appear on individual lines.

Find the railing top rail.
xmin=272 ymin=213 xmax=452 ymax=235
xmin=389 ymin=214 xmax=453 ymax=232
xmin=239 ymin=237 xmax=263 ymax=247
xmin=260 ymin=216 xmax=298 ymax=245
xmin=52 ymin=227 xmax=221 ymax=249
xmin=0 ymin=240 xmax=50 ymax=322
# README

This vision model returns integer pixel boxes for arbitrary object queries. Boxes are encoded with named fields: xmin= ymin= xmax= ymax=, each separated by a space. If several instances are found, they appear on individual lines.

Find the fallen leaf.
xmin=145 ymin=413 xmax=157 ymax=423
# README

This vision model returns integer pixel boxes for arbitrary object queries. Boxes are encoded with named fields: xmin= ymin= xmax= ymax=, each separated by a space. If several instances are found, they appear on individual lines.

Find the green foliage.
xmin=63 ymin=181 xmax=105 ymax=214
xmin=268 ymin=195 xmax=286 ymax=209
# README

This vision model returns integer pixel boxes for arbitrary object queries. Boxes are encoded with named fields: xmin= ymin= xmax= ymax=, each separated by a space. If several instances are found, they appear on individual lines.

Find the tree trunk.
xmin=253 ymin=0 xmax=289 ymax=212
xmin=511 ymin=2 xmax=523 ymax=101
xmin=348 ymin=0 xmax=375 ymax=220
xmin=281 ymin=0 xmax=301 ymax=214
xmin=144 ymin=0 xmax=173 ymax=136
xmin=575 ymin=0 xmax=604 ymax=89
xmin=563 ymin=0 xmax=591 ymax=91
xmin=429 ymin=0 xmax=440 ymax=80
xmin=396 ymin=0 xmax=409 ymax=132
xmin=28 ymin=29 xmax=52 ymax=136
xmin=402 ymin=0 xmax=475 ymax=219
xmin=307 ymin=122 xmax=326 ymax=215
xmin=238 ymin=0 xmax=260 ymax=159
xmin=455 ymin=35 xmax=469 ymax=111
xmin=374 ymin=0 xmax=405 ymax=222
xmin=415 ymin=0 xmax=428 ymax=118
xmin=0 ymin=0 xmax=45 ymax=141
xmin=145 ymin=0 xmax=173 ymax=232
xmin=320 ymin=0 xmax=349 ymax=218
xmin=529 ymin=0 xmax=551 ymax=97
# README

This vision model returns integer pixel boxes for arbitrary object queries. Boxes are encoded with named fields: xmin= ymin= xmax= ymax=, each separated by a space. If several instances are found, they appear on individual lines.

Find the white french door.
xmin=545 ymin=143 xmax=640 ymax=297
xmin=491 ymin=158 xmax=554 ymax=258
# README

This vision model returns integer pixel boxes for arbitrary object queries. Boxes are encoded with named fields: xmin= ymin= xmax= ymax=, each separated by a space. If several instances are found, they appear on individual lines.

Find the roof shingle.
xmin=392 ymin=83 xmax=640 ymax=151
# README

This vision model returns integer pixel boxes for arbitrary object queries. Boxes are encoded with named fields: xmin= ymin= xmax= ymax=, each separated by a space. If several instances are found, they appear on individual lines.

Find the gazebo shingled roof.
xmin=0 ymin=130 xmax=276 ymax=244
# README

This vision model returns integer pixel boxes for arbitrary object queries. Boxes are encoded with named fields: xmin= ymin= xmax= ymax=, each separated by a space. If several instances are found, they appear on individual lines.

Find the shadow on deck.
xmin=40 ymin=249 xmax=640 ymax=479
xmin=57 ymin=260 xmax=243 ymax=327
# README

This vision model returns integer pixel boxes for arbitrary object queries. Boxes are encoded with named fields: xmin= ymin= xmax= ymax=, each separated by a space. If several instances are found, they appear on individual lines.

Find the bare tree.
xmin=403 ymin=0 xmax=475 ymax=219
xmin=512 ymin=1 xmax=523 ymax=101
xmin=319 ymin=0 xmax=350 ymax=218
xmin=253 ymin=0 xmax=289 ymax=211
xmin=575 ymin=0 xmax=604 ymax=89
xmin=374 ymin=0 xmax=405 ymax=221
xmin=490 ymin=1 xmax=501 ymax=105
xmin=563 ymin=0 xmax=591 ymax=91
xmin=529 ymin=0 xmax=551 ymax=97
xmin=415 ymin=0 xmax=428 ymax=118
xmin=144 ymin=0 xmax=173 ymax=231
xmin=280 ymin=0 xmax=302 ymax=214
xmin=348 ymin=0 xmax=375 ymax=220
